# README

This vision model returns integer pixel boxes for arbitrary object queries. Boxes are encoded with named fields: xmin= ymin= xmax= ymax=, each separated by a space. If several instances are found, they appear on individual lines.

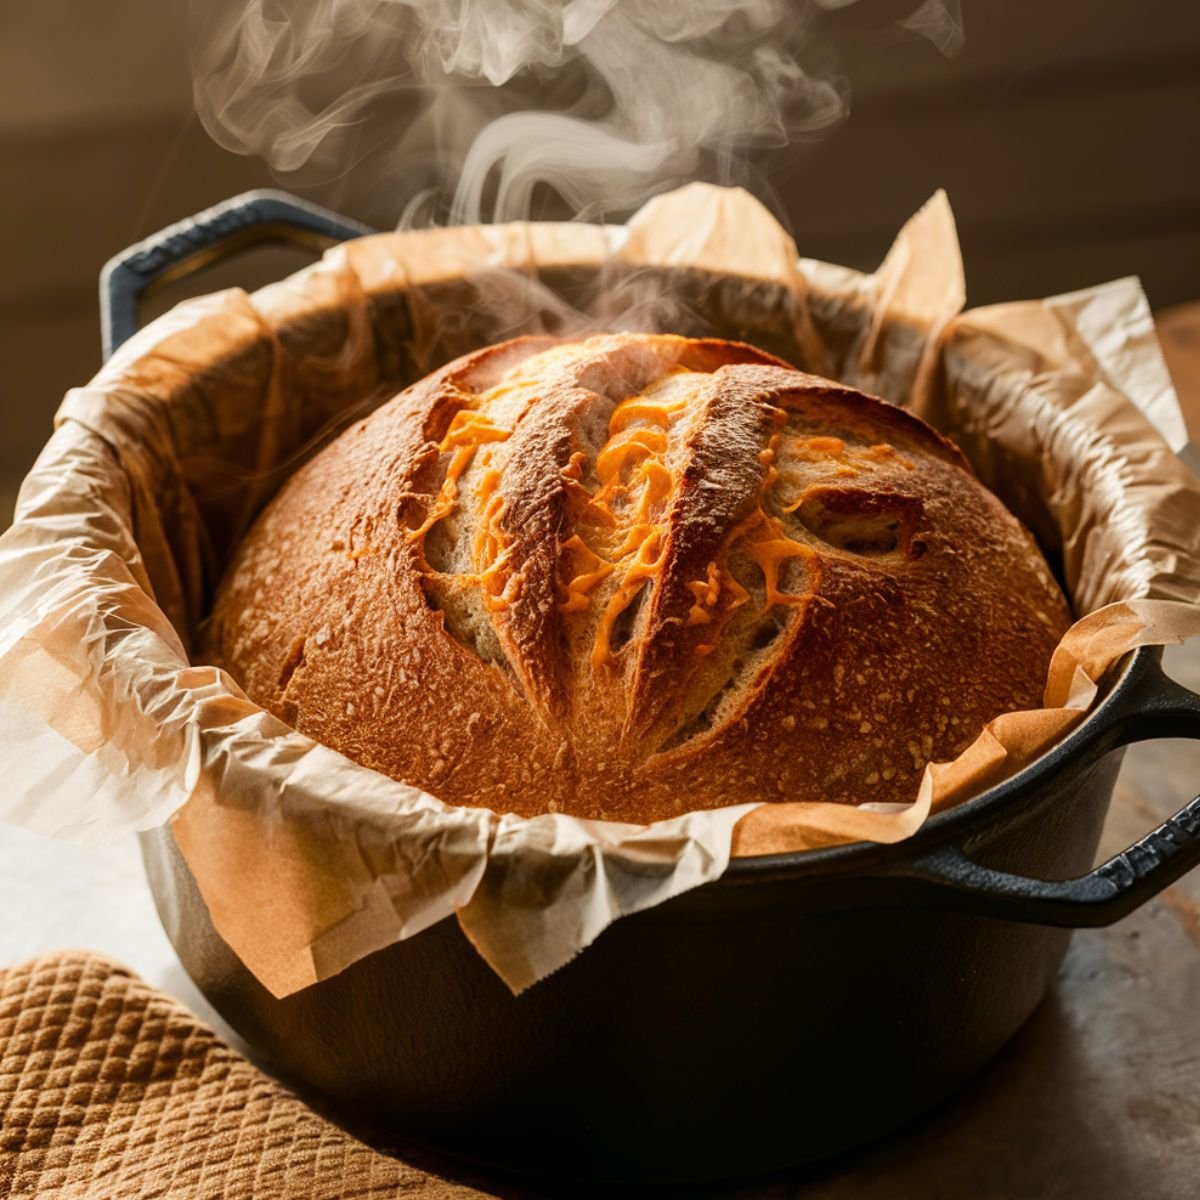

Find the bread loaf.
xmin=203 ymin=334 xmax=1071 ymax=822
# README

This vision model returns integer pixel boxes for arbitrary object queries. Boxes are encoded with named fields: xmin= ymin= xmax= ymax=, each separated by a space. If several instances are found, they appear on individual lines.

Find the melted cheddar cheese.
xmin=407 ymin=407 xmax=511 ymax=543
xmin=560 ymin=374 xmax=696 ymax=668
xmin=410 ymin=348 xmax=841 ymax=671
xmin=730 ymin=415 xmax=817 ymax=612
xmin=778 ymin=435 xmax=913 ymax=507
xmin=559 ymin=385 xmax=820 ymax=666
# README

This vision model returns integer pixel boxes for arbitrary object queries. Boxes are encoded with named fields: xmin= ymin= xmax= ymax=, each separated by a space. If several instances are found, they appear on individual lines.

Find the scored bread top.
xmin=203 ymin=333 xmax=1071 ymax=822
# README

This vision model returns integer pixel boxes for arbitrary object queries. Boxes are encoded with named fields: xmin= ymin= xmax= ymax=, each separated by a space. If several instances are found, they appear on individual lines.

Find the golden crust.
xmin=203 ymin=334 xmax=1071 ymax=821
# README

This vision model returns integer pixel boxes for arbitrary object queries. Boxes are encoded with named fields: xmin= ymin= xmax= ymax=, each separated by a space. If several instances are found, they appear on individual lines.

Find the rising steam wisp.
xmin=189 ymin=0 xmax=959 ymax=228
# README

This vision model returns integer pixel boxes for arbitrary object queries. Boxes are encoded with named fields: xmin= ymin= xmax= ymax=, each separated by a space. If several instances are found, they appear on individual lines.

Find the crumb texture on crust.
xmin=203 ymin=333 xmax=1071 ymax=822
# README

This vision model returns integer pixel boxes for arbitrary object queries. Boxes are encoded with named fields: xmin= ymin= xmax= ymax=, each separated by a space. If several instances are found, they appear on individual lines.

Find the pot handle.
xmin=99 ymin=189 xmax=374 ymax=360
xmin=893 ymin=652 xmax=1200 ymax=928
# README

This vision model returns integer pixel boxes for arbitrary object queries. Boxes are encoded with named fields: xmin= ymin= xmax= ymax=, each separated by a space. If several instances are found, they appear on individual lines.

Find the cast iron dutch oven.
xmin=106 ymin=193 xmax=1200 ymax=1184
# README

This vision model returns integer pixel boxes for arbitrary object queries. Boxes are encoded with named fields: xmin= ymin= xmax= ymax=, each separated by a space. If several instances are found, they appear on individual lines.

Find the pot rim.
xmin=722 ymin=644 xmax=1145 ymax=881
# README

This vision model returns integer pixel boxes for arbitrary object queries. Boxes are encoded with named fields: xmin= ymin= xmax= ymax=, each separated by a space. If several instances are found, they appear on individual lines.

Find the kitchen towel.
xmin=0 ymin=951 xmax=487 ymax=1199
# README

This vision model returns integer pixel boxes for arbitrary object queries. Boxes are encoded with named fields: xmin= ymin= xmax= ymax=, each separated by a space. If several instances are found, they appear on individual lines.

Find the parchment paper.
xmin=1 ymin=184 xmax=1198 ymax=997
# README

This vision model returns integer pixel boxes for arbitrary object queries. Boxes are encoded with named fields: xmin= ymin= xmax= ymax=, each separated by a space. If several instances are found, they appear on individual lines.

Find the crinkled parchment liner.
xmin=1 ymin=184 xmax=1198 ymax=996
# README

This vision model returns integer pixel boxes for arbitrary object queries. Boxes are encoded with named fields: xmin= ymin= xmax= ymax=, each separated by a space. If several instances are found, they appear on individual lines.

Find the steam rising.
xmin=190 ymin=0 xmax=962 ymax=227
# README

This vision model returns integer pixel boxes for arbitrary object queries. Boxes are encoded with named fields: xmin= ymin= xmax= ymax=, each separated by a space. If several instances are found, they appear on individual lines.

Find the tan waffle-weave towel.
xmin=0 ymin=952 xmax=488 ymax=1199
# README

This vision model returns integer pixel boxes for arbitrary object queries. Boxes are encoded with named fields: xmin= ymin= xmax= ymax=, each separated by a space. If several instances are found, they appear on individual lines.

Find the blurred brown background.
xmin=2 ymin=0 xmax=1199 ymax=516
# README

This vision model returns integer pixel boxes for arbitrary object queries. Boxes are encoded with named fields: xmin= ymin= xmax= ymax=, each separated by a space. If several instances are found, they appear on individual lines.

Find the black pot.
xmin=112 ymin=193 xmax=1200 ymax=1185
